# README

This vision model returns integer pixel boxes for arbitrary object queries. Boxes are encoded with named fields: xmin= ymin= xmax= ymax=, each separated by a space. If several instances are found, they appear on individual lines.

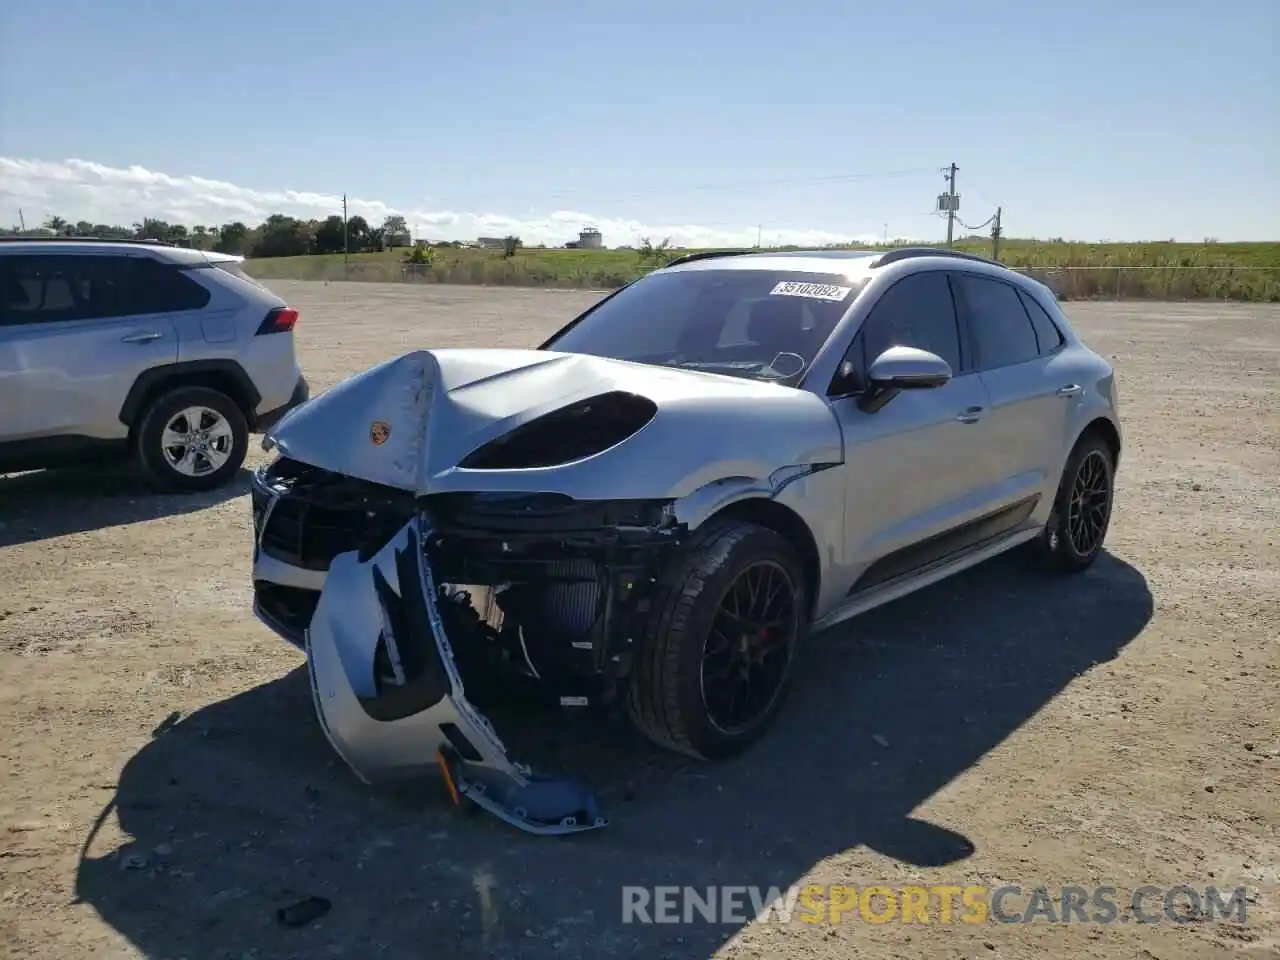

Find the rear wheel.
xmin=135 ymin=385 xmax=248 ymax=492
xmin=1032 ymin=434 xmax=1115 ymax=573
xmin=626 ymin=519 xmax=807 ymax=761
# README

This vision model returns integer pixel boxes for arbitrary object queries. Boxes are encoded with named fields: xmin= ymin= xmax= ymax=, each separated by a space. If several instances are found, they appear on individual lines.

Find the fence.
xmin=244 ymin=258 xmax=1280 ymax=302
xmin=1007 ymin=266 xmax=1280 ymax=302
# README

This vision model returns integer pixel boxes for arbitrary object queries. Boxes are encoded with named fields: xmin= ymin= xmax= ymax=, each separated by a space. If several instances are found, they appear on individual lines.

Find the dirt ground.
xmin=1 ymin=282 xmax=1276 ymax=960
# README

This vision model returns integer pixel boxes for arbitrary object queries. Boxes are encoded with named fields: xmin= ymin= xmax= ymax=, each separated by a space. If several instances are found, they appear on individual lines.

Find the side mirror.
xmin=857 ymin=345 xmax=952 ymax=412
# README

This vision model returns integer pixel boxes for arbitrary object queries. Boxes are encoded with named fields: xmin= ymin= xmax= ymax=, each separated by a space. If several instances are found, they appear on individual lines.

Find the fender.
xmin=119 ymin=359 xmax=262 ymax=428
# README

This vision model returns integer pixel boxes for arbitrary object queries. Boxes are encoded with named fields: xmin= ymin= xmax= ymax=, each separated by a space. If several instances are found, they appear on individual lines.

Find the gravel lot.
xmin=1 ymin=282 xmax=1277 ymax=960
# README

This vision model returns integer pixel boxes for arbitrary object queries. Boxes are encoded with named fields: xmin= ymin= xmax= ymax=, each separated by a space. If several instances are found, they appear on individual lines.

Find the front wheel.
xmin=625 ymin=519 xmax=808 ymax=761
xmin=1032 ymin=434 xmax=1116 ymax=573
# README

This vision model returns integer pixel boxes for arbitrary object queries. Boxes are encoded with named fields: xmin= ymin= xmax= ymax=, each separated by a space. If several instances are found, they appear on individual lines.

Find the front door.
xmin=830 ymin=270 xmax=1000 ymax=593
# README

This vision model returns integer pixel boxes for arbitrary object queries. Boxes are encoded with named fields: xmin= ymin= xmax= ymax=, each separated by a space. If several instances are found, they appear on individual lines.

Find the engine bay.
xmin=249 ymin=455 xmax=698 ymax=834
xmin=251 ymin=456 xmax=684 ymax=710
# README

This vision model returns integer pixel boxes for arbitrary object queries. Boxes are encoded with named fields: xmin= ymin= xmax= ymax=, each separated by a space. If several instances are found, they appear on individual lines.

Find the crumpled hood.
xmin=266 ymin=348 xmax=842 ymax=497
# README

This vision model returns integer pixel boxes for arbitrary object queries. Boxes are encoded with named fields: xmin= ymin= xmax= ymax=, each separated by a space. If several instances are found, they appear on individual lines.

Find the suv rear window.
xmin=210 ymin=259 xmax=271 ymax=291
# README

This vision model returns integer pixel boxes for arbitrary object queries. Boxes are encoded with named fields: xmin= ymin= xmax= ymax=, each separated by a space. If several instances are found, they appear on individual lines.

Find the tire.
xmin=625 ymin=519 xmax=808 ymax=761
xmin=134 ymin=385 xmax=249 ymax=493
xmin=1031 ymin=433 xmax=1115 ymax=574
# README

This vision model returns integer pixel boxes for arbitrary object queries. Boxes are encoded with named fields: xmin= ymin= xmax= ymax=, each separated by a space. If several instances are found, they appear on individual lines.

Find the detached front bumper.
xmin=249 ymin=461 xmax=327 ymax=649
xmin=303 ymin=515 xmax=607 ymax=836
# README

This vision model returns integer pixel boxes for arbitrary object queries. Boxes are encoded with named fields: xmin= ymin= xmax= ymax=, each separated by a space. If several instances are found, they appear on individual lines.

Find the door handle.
xmin=1056 ymin=383 xmax=1083 ymax=398
xmin=121 ymin=331 xmax=164 ymax=344
xmin=955 ymin=405 xmax=984 ymax=424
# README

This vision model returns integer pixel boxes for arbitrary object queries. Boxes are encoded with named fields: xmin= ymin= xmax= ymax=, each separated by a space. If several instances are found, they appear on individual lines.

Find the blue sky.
xmin=1 ymin=0 xmax=1276 ymax=245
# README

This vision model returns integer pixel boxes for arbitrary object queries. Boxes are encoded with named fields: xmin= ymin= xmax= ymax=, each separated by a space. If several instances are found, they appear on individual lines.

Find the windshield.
xmin=541 ymin=268 xmax=865 ymax=384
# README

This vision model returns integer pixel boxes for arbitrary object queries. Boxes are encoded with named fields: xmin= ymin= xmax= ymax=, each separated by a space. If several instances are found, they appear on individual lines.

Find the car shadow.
xmin=75 ymin=550 xmax=1152 ymax=959
xmin=0 ymin=466 xmax=251 ymax=547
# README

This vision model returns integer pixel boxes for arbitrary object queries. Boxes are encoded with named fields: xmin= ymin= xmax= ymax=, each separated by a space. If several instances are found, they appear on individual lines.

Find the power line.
xmin=650 ymin=211 xmax=939 ymax=230
xmin=956 ymin=214 xmax=995 ymax=232
xmin=497 ymin=167 xmax=938 ymax=207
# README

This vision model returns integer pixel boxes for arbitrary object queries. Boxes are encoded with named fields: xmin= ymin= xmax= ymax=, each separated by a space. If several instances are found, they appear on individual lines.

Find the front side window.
xmin=541 ymin=268 xmax=866 ymax=384
xmin=859 ymin=271 xmax=963 ymax=374
xmin=953 ymin=273 xmax=1040 ymax=370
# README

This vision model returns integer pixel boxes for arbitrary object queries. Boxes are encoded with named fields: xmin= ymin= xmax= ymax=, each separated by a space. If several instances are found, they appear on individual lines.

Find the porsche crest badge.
xmin=370 ymin=421 xmax=391 ymax=445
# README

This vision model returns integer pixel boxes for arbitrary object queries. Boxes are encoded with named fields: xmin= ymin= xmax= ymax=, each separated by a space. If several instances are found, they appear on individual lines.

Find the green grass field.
xmin=242 ymin=240 xmax=1280 ymax=301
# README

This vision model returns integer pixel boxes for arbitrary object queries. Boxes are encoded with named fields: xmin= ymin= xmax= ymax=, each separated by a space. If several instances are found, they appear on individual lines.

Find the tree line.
xmin=2 ymin=213 xmax=428 ymax=259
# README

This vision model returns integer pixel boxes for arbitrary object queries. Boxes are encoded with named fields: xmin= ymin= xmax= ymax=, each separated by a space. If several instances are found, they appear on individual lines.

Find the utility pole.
xmin=342 ymin=194 xmax=349 ymax=278
xmin=943 ymin=163 xmax=958 ymax=247
xmin=991 ymin=206 xmax=1003 ymax=260
xmin=756 ymin=224 xmax=762 ymax=248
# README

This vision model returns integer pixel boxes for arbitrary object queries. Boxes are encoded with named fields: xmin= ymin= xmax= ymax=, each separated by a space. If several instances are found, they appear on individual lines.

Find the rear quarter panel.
xmin=175 ymin=264 xmax=299 ymax=416
xmin=1042 ymin=308 xmax=1122 ymax=483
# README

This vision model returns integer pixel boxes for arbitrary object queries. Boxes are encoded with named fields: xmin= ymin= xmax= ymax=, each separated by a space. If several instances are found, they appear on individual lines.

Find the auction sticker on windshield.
xmin=769 ymin=280 xmax=853 ymax=301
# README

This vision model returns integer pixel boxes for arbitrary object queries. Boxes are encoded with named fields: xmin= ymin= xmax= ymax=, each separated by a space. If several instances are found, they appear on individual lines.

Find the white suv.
xmin=0 ymin=238 xmax=308 ymax=491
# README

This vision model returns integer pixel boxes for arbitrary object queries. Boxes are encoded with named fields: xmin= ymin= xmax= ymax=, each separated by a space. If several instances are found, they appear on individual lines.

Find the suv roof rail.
xmin=0 ymin=235 xmax=178 ymax=246
xmin=663 ymin=249 xmax=756 ymax=267
xmin=871 ymin=246 xmax=1003 ymax=268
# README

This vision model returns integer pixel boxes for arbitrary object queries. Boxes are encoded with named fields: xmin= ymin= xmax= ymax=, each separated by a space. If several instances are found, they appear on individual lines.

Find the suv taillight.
xmin=256 ymin=306 xmax=298 ymax=335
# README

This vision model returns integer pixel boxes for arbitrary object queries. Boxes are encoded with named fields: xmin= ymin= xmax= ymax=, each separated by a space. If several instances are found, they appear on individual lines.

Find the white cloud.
xmin=0 ymin=157 xmax=892 ymax=249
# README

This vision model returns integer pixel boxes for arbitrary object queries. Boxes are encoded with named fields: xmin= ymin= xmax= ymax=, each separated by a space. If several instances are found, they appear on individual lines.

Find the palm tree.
xmin=43 ymin=215 xmax=68 ymax=235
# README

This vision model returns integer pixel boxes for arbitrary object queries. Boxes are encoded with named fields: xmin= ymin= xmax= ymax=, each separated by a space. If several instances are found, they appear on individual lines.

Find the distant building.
xmin=565 ymin=226 xmax=604 ymax=249
xmin=476 ymin=237 xmax=507 ymax=249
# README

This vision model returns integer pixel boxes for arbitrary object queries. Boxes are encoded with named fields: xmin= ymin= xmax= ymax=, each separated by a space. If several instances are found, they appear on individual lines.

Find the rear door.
xmin=951 ymin=271 xmax=1069 ymax=511
xmin=0 ymin=252 xmax=202 ymax=442
xmin=830 ymin=270 xmax=998 ymax=591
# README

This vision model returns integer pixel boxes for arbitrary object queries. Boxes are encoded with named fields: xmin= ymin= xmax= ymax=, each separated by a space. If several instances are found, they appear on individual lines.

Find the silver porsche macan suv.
xmin=248 ymin=246 xmax=1122 ymax=776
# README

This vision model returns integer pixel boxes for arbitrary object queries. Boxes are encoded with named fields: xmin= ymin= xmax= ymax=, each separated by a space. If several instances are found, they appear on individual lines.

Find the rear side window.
xmin=0 ymin=254 xmax=209 ymax=326
xmin=1017 ymin=288 xmax=1065 ymax=354
xmin=859 ymin=271 xmax=963 ymax=374
xmin=954 ymin=274 xmax=1040 ymax=370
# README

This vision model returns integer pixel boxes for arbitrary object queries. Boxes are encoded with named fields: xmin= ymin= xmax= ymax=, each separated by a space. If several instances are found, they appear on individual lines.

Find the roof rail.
xmin=663 ymin=249 xmax=756 ymax=267
xmin=871 ymin=246 xmax=1002 ymax=269
xmin=0 ymin=235 xmax=178 ymax=246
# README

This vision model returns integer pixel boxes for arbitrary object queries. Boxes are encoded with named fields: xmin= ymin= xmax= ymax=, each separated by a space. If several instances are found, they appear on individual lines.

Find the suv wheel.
xmin=1032 ymin=434 xmax=1115 ymax=573
xmin=625 ymin=519 xmax=807 ymax=761
xmin=135 ymin=386 xmax=248 ymax=492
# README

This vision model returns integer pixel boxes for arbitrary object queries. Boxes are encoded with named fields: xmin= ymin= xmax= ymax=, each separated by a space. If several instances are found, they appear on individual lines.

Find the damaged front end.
xmin=250 ymin=347 xmax=842 ymax=834
xmin=253 ymin=458 xmax=684 ymax=835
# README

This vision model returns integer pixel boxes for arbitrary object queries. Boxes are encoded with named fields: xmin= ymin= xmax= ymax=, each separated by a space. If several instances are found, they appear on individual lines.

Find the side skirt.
xmin=811 ymin=524 xmax=1042 ymax=636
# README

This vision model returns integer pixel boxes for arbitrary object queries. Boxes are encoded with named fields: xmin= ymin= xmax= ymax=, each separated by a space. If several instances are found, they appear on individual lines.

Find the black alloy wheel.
xmin=699 ymin=559 xmax=799 ymax=735
xmin=625 ymin=519 xmax=809 ymax=761
xmin=1066 ymin=449 xmax=1111 ymax=557
xmin=1033 ymin=433 xmax=1115 ymax=573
